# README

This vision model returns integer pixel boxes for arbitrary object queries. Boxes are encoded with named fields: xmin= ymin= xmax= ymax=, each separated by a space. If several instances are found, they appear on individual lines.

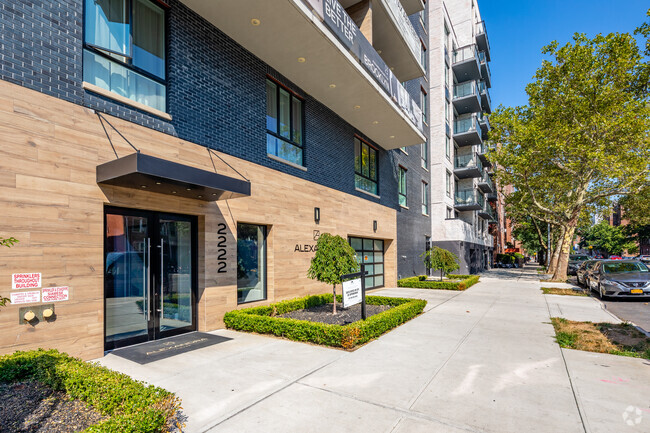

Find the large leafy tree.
xmin=491 ymin=31 xmax=650 ymax=281
xmin=307 ymin=233 xmax=359 ymax=314
xmin=579 ymin=221 xmax=637 ymax=256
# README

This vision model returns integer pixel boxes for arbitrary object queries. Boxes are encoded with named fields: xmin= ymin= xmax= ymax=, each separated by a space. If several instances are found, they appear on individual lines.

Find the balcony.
xmin=452 ymin=81 xmax=481 ymax=115
xmin=453 ymin=113 xmax=483 ymax=147
xmin=487 ymin=191 xmax=497 ymax=202
xmin=452 ymin=45 xmax=481 ymax=83
xmin=477 ymin=172 xmax=494 ymax=193
xmin=478 ymin=51 xmax=491 ymax=88
xmin=475 ymin=21 xmax=491 ymax=61
xmin=479 ymin=202 xmax=496 ymax=220
xmin=477 ymin=142 xmax=492 ymax=168
xmin=477 ymin=112 xmax=490 ymax=135
xmin=180 ymin=0 xmax=426 ymax=150
xmin=455 ymin=189 xmax=484 ymax=211
xmin=339 ymin=0 xmax=425 ymax=81
xmin=399 ymin=0 xmax=425 ymax=15
xmin=478 ymin=80 xmax=491 ymax=114
xmin=454 ymin=153 xmax=483 ymax=179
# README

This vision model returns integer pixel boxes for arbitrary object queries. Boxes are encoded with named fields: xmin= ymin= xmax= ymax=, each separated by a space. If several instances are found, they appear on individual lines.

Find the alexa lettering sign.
xmin=342 ymin=277 xmax=362 ymax=308
xmin=294 ymin=230 xmax=321 ymax=253
xmin=12 ymin=273 xmax=41 ymax=290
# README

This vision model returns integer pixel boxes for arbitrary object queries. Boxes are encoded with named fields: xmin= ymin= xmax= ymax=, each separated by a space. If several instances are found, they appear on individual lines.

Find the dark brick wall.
xmin=0 ymin=0 xmax=399 ymax=208
xmin=393 ymin=7 xmax=432 ymax=279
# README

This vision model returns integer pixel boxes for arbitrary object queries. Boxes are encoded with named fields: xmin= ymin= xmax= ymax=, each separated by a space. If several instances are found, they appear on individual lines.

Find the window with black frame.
xmin=398 ymin=166 xmax=407 ymax=207
xmin=83 ymin=0 xmax=166 ymax=112
xmin=266 ymin=78 xmax=304 ymax=166
xmin=354 ymin=137 xmax=378 ymax=195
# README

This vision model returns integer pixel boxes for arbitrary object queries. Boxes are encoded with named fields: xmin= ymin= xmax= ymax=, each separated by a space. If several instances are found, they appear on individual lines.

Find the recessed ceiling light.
xmin=377 ymin=50 xmax=382 ymax=54
xmin=372 ymin=120 xmax=379 ymax=125
xmin=297 ymin=57 xmax=306 ymax=63
xmin=198 ymin=195 xmax=203 ymax=198
xmin=354 ymin=105 xmax=361 ymax=110
xmin=390 ymin=135 xmax=395 ymax=139
xmin=251 ymin=18 xmax=261 ymax=26
xmin=212 ymin=193 xmax=217 ymax=196
xmin=140 ymin=185 xmax=147 ymax=188
xmin=186 ymin=188 xmax=192 ymax=191
xmin=329 ymin=84 xmax=336 ymax=88
xmin=172 ymin=191 xmax=177 ymax=194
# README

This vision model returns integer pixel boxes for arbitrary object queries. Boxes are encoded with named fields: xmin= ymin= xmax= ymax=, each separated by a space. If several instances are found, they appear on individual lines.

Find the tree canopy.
xmin=421 ymin=247 xmax=459 ymax=281
xmin=579 ymin=221 xmax=637 ymax=256
xmin=490 ymin=30 xmax=650 ymax=280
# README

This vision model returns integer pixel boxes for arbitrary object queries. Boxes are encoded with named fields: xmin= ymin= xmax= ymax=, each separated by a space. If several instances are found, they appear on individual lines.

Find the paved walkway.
xmin=97 ymin=266 xmax=650 ymax=432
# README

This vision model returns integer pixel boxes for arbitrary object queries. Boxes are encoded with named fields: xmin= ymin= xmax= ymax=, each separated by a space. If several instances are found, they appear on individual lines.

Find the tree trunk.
xmin=553 ymin=224 xmax=577 ymax=281
xmin=332 ymin=284 xmax=337 ymax=315
xmin=547 ymin=226 xmax=565 ymax=275
xmin=440 ymin=270 xmax=443 ymax=281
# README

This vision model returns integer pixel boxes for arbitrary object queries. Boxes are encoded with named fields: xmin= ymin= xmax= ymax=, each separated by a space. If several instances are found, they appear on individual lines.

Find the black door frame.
xmin=103 ymin=206 xmax=198 ymax=351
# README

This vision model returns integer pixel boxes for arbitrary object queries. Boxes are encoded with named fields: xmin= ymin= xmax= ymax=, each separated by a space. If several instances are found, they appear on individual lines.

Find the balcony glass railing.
xmin=455 ymin=189 xmax=485 ymax=208
xmin=477 ymin=112 xmax=490 ymax=129
xmin=384 ymin=0 xmax=422 ymax=68
xmin=453 ymin=80 xmax=479 ymax=99
xmin=455 ymin=153 xmax=483 ymax=171
xmin=478 ymin=51 xmax=491 ymax=76
xmin=453 ymin=45 xmax=479 ymax=65
xmin=454 ymin=114 xmax=479 ymax=135
xmin=480 ymin=172 xmax=494 ymax=189
xmin=304 ymin=0 xmax=423 ymax=133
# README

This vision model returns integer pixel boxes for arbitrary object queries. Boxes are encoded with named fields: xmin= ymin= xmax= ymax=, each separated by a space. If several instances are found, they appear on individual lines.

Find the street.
xmin=600 ymin=298 xmax=650 ymax=332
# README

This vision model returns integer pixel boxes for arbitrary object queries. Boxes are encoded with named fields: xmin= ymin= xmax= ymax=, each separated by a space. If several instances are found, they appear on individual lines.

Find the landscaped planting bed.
xmin=224 ymin=293 xmax=426 ymax=349
xmin=0 ymin=349 xmax=183 ymax=432
xmin=397 ymin=274 xmax=480 ymax=291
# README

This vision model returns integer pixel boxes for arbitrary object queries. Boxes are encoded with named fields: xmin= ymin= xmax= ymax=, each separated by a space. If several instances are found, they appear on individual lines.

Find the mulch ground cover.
xmin=280 ymin=302 xmax=393 ymax=325
xmin=0 ymin=380 xmax=107 ymax=432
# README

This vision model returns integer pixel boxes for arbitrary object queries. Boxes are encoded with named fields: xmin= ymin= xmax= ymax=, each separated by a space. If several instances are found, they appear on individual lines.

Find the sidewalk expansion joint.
xmin=544 ymin=294 xmax=589 ymax=433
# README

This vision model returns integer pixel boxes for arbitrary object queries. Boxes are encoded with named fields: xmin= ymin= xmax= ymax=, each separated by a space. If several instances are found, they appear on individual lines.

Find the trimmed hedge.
xmin=223 ymin=293 xmax=426 ymax=349
xmin=397 ymin=274 xmax=480 ymax=291
xmin=0 ymin=349 xmax=181 ymax=432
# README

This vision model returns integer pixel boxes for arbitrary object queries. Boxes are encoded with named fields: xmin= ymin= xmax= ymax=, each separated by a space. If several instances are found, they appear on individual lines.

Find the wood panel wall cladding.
xmin=0 ymin=81 xmax=397 ymax=360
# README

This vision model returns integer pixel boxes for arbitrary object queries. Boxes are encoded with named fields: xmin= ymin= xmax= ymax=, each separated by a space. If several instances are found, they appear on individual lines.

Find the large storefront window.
xmin=237 ymin=223 xmax=267 ymax=303
xmin=84 ymin=0 xmax=166 ymax=112
xmin=349 ymin=237 xmax=384 ymax=289
xmin=354 ymin=137 xmax=378 ymax=195
xmin=266 ymin=79 xmax=304 ymax=166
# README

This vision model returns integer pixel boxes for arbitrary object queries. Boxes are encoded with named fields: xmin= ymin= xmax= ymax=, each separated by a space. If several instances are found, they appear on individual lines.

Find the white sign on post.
xmin=342 ymin=278 xmax=362 ymax=308
xmin=12 ymin=273 xmax=41 ymax=290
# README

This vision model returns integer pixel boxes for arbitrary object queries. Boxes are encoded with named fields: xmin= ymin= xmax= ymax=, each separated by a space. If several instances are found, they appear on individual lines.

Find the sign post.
xmin=340 ymin=263 xmax=368 ymax=320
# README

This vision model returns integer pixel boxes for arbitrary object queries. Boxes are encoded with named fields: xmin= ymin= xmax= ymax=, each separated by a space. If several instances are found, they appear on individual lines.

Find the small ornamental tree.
xmin=0 ymin=237 xmax=18 ymax=308
xmin=420 ymin=247 xmax=459 ymax=281
xmin=307 ymin=233 xmax=359 ymax=315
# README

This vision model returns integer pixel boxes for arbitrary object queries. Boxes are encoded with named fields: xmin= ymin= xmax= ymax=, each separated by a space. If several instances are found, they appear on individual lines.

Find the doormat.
xmin=110 ymin=332 xmax=232 ymax=364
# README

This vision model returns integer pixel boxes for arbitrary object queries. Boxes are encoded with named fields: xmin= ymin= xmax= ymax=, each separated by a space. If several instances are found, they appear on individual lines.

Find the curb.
xmin=591 ymin=296 xmax=650 ymax=337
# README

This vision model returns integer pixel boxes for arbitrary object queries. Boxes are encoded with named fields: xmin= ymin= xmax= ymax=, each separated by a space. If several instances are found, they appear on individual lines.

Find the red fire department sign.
xmin=12 ymin=273 xmax=41 ymax=290
xmin=42 ymin=286 xmax=69 ymax=302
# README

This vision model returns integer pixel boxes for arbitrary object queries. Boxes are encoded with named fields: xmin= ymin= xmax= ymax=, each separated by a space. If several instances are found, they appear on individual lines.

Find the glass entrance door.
xmin=104 ymin=207 xmax=196 ymax=350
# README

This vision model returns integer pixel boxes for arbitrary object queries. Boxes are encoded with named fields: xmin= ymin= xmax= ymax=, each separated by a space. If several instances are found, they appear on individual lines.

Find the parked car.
xmin=576 ymin=260 xmax=598 ymax=286
xmin=587 ymin=260 xmax=650 ymax=299
xmin=609 ymin=255 xmax=622 ymax=260
xmin=568 ymin=254 xmax=591 ymax=276
xmin=594 ymin=254 xmax=604 ymax=259
xmin=638 ymin=255 xmax=650 ymax=263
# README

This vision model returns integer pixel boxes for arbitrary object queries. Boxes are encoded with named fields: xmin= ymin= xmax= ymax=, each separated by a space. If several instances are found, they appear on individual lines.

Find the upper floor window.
xmin=446 ymin=170 xmax=452 ymax=197
xmin=421 ymin=140 xmax=428 ymax=169
xmin=266 ymin=78 xmax=304 ymax=166
xmin=446 ymin=136 xmax=451 ymax=160
xmin=420 ymin=88 xmax=428 ymax=125
xmin=398 ymin=166 xmax=407 ymax=207
xmin=420 ymin=41 xmax=427 ymax=72
xmin=422 ymin=181 xmax=429 ymax=215
xmin=83 ymin=0 xmax=166 ymax=112
xmin=355 ymin=137 xmax=378 ymax=195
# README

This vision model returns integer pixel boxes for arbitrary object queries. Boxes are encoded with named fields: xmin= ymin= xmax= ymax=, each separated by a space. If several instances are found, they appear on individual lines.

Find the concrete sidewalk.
xmin=97 ymin=266 xmax=650 ymax=432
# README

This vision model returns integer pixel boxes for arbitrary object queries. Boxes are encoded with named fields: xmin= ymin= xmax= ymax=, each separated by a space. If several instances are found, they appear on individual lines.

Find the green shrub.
xmin=224 ymin=294 xmax=426 ymax=348
xmin=0 ymin=349 xmax=181 ymax=432
xmin=397 ymin=275 xmax=480 ymax=291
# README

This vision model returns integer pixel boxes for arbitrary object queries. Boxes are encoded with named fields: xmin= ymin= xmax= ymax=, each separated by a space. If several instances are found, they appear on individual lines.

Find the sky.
xmin=477 ymin=0 xmax=649 ymax=108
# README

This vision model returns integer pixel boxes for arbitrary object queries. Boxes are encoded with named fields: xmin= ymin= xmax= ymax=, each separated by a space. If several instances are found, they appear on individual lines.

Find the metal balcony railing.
xmin=454 ymin=114 xmax=479 ymax=135
xmin=454 ymin=153 xmax=483 ymax=171
xmin=455 ymin=188 xmax=484 ymax=210
xmin=454 ymin=80 xmax=479 ymax=99
xmin=453 ymin=45 xmax=480 ymax=65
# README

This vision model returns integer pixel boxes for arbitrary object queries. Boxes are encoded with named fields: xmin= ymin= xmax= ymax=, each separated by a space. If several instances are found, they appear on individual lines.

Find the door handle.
xmin=146 ymin=238 xmax=151 ymax=321
xmin=160 ymin=238 xmax=164 ymax=319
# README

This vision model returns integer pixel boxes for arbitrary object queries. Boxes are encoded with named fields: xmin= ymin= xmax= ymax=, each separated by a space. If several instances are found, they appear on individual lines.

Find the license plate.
xmin=630 ymin=289 xmax=643 ymax=294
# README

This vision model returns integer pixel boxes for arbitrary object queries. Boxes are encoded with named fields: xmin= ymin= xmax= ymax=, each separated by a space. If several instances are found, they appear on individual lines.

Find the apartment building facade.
xmin=423 ymin=0 xmax=496 ymax=274
xmin=0 ymin=0 xmax=428 ymax=359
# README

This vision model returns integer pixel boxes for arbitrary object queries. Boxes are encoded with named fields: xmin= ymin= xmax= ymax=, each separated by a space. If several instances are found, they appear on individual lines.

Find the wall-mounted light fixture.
xmin=314 ymin=207 xmax=320 ymax=224
xmin=373 ymin=220 xmax=377 ymax=232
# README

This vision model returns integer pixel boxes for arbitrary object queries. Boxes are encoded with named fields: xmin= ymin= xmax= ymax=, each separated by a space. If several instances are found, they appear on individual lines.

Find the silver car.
xmin=588 ymin=260 xmax=650 ymax=299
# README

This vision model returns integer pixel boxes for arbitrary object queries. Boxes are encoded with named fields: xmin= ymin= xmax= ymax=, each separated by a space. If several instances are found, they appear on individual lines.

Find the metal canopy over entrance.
xmin=97 ymin=152 xmax=251 ymax=201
